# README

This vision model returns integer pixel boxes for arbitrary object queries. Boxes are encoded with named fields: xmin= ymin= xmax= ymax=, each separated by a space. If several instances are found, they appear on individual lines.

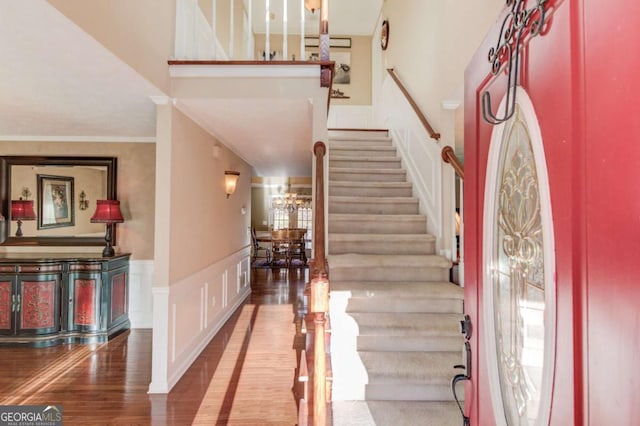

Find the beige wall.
xmin=168 ymin=107 xmax=252 ymax=283
xmin=379 ymin=0 xmax=503 ymax=133
xmin=0 ymin=142 xmax=156 ymax=260
xmin=48 ymin=0 xmax=175 ymax=93
xmin=254 ymin=34 xmax=372 ymax=105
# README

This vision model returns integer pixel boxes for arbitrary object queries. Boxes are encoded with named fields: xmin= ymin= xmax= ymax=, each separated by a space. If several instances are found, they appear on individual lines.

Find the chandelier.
xmin=272 ymin=191 xmax=301 ymax=213
xmin=271 ymin=179 xmax=311 ymax=213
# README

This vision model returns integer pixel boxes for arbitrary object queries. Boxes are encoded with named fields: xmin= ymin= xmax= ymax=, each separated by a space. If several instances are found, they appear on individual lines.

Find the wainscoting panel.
xmin=377 ymin=76 xmax=444 ymax=250
xmin=148 ymin=245 xmax=251 ymax=394
xmin=127 ymin=260 xmax=154 ymax=329
xmin=328 ymin=105 xmax=374 ymax=129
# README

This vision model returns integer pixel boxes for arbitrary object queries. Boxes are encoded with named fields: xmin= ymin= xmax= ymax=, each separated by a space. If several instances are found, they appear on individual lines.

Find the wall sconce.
xmin=225 ymin=171 xmax=240 ymax=199
xmin=91 ymin=200 xmax=124 ymax=257
xmin=11 ymin=198 xmax=36 ymax=237
xmin=79 ymin=190 xmax=89 ymax=211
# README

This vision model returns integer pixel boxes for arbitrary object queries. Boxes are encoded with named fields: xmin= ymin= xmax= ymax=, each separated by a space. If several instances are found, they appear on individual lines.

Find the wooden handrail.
xmin=386 ymin=68 xmax=441 ymax=141
xmin=324 ymin=62 xmax=335 ymax=115
xmin=441 ymin=146 xmax=464 ymax=181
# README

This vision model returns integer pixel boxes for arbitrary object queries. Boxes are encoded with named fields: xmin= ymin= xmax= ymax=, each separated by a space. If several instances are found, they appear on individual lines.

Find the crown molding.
xmin=0 ymin=136 xmax=156 ymax=143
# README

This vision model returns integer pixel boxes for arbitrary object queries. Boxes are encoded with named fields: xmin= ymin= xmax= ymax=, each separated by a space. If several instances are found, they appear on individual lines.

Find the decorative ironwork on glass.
xmin=482 ymin=0 xmax=547 ymax=125
xmin=493 ymin=106 xmax=545 ymax=424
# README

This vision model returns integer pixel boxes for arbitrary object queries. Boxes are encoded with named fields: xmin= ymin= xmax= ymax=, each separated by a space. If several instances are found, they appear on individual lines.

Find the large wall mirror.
xmin=0 ymin=156 xmax=117 ymax=246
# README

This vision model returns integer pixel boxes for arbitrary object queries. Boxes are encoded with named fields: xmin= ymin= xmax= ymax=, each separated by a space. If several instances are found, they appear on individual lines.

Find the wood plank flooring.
xmin=0 ymin=267 xmax=308 ymax=425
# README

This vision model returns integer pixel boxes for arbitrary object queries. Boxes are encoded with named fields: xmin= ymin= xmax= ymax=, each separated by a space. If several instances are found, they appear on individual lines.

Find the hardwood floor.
xmin=0 ymin=267 xmax=309 ymax=425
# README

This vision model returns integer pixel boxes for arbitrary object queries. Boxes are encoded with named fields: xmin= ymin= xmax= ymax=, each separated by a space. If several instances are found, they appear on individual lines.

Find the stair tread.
xmin=351 ymin=313 xmax=463 ymax=336
xmin=330 ymin=196 xmax=418 ymax=203
xmin=332 ymin=401 xmax=461 ymax=426
xmin=330 ymin=213 xmax=426 ymax=221
xmin=328 ymin=253 xmax=452 ymax=269
xmin=361 ymin=351 xmax=462 ymax=384
xmin=329 ymin=181 xmax=412 ymax=188
xmin=330 ymin=281 xmax=463 ymax=299
xmin=329 ymin=233 xmax=434 ymax=242
xmin=331 ymin=146 xmax=396 ymax=152
xmin=329 ymin=136 xmax=392 ymax=142
xmin=331 ymin=155 xmax=400 ymax=161
xmin=330 ymin=167 xmax=406 ymax=174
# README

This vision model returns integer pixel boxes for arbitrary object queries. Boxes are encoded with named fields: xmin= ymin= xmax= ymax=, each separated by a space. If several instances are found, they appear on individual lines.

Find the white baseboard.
xmin=148 ymin=246 xmax=251 ymax=394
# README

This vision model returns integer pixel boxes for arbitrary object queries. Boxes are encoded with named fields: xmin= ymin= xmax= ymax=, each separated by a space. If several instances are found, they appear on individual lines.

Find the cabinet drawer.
xmin=18 ymin=264 xmax=62 ymax=273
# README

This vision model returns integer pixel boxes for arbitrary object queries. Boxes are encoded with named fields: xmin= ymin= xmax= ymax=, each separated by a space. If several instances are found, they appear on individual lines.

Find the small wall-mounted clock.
xmin=381 ymin=20 xmax=390 ymax=51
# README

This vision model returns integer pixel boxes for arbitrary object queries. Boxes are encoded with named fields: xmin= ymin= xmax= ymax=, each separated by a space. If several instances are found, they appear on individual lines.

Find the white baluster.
xmin=247 ymin=0 xmax=253 ymax=59
xmin=212 ymin=0 xmax=217 ymax=59
xmin=282 ymin=0 xmax=288 ymax=60
xmin=300 ymin=0 xmax=305 ymax=61
xmin=265 ymin=0 xmax=270 ymax=60
xmin=229 ymin=0 xmax=235 ymax=58
xmin=192 ymin=0 xmax=199 ymax=58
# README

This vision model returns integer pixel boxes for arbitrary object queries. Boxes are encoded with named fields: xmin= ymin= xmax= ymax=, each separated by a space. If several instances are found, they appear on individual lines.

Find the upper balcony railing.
xmin=175 ymin=0 xmax=330 ymax=62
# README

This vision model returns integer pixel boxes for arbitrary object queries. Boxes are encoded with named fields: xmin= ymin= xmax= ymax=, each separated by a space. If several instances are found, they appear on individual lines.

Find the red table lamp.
xmin=11 ymin=199 xmax=36 ymax=237
xmin=90 ymin=200 xmax=124 ymax=257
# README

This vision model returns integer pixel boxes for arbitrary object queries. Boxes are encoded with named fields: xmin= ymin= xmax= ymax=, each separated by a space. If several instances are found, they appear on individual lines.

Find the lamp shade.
xmin=90 ymin=200 xmax=124 ymax=223
xmin=11 ymin=199 xmax=36 ymax=221
xmin=224 ymin=171 xmax=240 ymax=198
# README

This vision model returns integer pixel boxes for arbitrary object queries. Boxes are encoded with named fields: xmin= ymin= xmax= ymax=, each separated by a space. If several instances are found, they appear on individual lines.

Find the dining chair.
xmin=287 ymin=228 xmax=307 ymax=266
xmin=251 ymin=228 xmax=270 ymax=264
xmin=270 ymin=229 xmax=290 ymax=268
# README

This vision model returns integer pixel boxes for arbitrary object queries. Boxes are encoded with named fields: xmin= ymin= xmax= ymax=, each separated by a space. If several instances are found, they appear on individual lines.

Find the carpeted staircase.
xmin=328 ymin=130 xmax=465 ymax=425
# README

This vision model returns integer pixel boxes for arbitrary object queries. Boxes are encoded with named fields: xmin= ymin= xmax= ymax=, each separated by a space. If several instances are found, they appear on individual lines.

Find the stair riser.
xmin=329 ymin=219 xmax=426 ymax=234
xmin=330 ymin=159 xmax=402 ymax=169
xmin=330 ymin=149 xmax=396 ymax=157
xmin=358 ymin=336 xmax=463 ymax=352
xmin=346 ymin=298 xmax=463 ymax=314
xmin=329 ymin=186 xmax=413 ymax=197
xmin=329 ymin=239 xmax=435 ymax=255
xmin=330 ymin=171 xmax=407 ymax=182
xmin=365 ymin=384 xmax=456 ymax=401
xmin=330 ymin=266 xmax=450 ymax=282
xmin=330 ymin=142 xmax=394 ymax=150
xmin=330 ymin=202 xmax=418 ymax=215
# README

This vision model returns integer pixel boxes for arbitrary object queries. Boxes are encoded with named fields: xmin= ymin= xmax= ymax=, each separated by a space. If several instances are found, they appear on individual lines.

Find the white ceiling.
xmin=176 ymin=98 xmax=313 ymax=176
xmin=0 ymin=0 xmax=162 ymax=140
xmin=0 ymin=0 xmax=381 ymax=176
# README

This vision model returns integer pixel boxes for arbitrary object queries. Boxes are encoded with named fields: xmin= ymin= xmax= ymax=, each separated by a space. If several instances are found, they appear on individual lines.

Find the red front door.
xmin=464 ymin=0 xmax=640 ymax=424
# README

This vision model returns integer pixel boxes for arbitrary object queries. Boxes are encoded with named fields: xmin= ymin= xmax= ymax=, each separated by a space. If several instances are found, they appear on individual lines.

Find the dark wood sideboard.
xmin=0 ymin=253 xmax=130 ymax=346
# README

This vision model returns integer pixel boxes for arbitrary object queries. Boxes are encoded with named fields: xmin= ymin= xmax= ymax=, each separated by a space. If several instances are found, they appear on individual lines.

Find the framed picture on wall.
xmin=37 ymin=174 xmax=75 ymax=229
xmin=331 ymin=52 xmax=351 ymax=85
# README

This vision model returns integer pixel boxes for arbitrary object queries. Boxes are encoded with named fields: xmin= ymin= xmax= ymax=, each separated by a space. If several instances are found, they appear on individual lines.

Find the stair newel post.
xmin=312 ymin=141 xmax=329 ymax=424
xmin=313 ymin=141 xmax=327 ymax=278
